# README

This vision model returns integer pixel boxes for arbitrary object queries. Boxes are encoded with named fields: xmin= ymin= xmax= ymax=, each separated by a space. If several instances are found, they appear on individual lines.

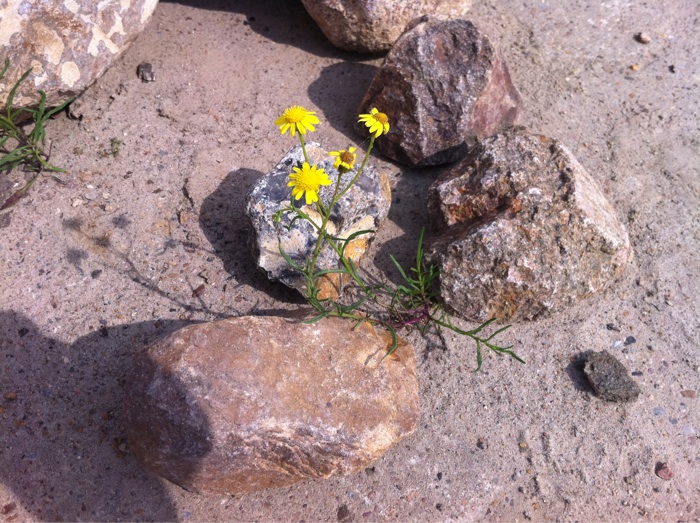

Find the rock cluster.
xmin=425 ymin=127 xmax=632 ymax=322
xmin=0 ymin=0 xmax=158 ymax=110
xmin=123 ymin=313 xmax=420 ymax=495
xmin=246 ymin=142 xmax=391 ymax=299
xmin=356 ymin=16 xmax=522 ymax=167
xmin=300 ymin=0 xmax=472 ymax=53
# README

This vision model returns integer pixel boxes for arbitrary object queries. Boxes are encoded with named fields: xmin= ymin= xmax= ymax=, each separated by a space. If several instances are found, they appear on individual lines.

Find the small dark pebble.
xmin=337 ymin=504 xmax=352 ymax=522
xmin=18 ymin=327 xmax=28 ymax=337
xmin=655 ymin=462 xmax=674 ymax=480
xmin=91 ymin=269 xmax=102 ymax=279
xmin=606 ymin=323 xmax=621 ymax=331
xmin=583 ymin=350 xmax=641 ymax=402
xmin=437 ymin=472 xmax=443 ymax=480
xmin=477 ymin=437 xmax=487 ymax=450
xmin=137 ymin=62 xmax=155 ymax=82
xmin=624 ymin=336 xmax=637 ymax=345
xmin=631 ymin=371 xmax=643 ymax=376
xmin=669 ymin=65 xmax=676 ymax=73
xmin=435 ymin=503 xmax=443 ymax=511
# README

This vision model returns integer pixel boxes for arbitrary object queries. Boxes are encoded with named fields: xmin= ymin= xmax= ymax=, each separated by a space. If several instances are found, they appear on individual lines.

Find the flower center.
xmin=375 ymin=112 xmax=389 ymax=124
xmin=285 ymin=106 xmax=307 ymax=123
xmin=340 ymin=151 xmax=355 ymax=164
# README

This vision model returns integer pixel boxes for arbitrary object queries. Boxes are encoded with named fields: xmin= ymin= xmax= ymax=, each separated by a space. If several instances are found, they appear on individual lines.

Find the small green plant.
xmin=272 ymin=105 xmax=524 ymax=370
xmin=0 ymin=58 xmax=74 ymax=209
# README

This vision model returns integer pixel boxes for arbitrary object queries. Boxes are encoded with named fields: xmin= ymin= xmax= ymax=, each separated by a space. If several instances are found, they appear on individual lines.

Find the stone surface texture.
xmin=300 ymin=0 xmax=472 ymax=53
xmin=426 ymin=127 xmax=632 ymax=321
xmin=356 ymin=16 xmax=522 ymax=167
xmin=0 ymin=0 xmax=158 ymax=110
xmin=123 ymin=314 xmax=420 ymax=495
xmin=583 ymin=350 xmax=641 ymax=402
xmin=246 ymin=142 xmax=391 ymax=299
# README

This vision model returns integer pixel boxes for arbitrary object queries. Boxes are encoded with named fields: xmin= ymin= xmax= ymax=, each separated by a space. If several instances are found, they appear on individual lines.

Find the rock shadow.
xmin=0 ymin=310 xmax=202 ymax=521
xmin=199 ymin=168 xmax=305 ymax=304
xmin=307 ymin=62 xmax=379 ymax=141
xmin=565 ymin=350 xmax=596 ymax=394
xmin=373 ymin=165 xmax=447 ymax=286
xmin=161 ymin=0 xmax=376 ymax=59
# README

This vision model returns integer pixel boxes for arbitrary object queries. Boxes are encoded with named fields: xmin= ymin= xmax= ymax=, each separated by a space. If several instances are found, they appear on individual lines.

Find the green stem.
xmin=298 ymin=132 xmax=309 ymax=164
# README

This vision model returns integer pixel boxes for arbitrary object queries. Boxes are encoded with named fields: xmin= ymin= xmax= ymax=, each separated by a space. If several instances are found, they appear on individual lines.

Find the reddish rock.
xmin=655 ymin=462 xmax=674 ymax=481
xmin=0 ymin=0 xmax=158 ymax=110
xmin=356 ymin=16 xmax=522 ymax=167
xmin=300 ymin=0 xmax=472 ymax=53
xmin=425 ymin=127 xmax=632 ymax=321
xmin=123 ymin=313 xmax=419 ymax=495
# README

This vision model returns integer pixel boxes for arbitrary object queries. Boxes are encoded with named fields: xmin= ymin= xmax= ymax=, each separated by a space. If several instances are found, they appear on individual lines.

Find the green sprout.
xmin=272 ymin=105 xmax=524 ymax=371
xmin=0 ymin=58 xmax=74 ymax=209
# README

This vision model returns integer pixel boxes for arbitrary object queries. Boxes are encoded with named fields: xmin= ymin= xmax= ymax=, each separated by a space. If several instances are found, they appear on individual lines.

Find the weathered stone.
xmin=425 ymin=127 xmax=632 ymax=321
xmin=584 ymin=350 xmax=641 ymax=402
xmin=245 ymin=142 xmax=391 ymax=299
xmin=123 ymin=313 xmax=420 ymax=495
xmin=300 ymin=0 xmax=472 ymax=53
xmin=356 ymin=16 xmax=522 ymax=167
xmin=0 ymin=0 xmax=158 ymax=110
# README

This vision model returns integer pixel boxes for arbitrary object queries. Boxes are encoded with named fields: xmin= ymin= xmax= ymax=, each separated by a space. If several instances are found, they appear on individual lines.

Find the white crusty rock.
xmin=426 ymin=127 xmax=633 ymax=321
xmin=300 ymin=0 xmax=472 ymax=53
xmin=0 ymin=0 xmax=158 ymax=110
xmin=245 ymin=142 xmax=391 ymax=299
xmin=123 ymin=313 xmax=420 ymax=495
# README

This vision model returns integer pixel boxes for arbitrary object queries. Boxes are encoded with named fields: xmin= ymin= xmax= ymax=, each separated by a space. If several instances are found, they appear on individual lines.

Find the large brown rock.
xmin=245 ymin=142 xmax=391 ymax=299
xmin=123 ymin=313 xmax=420 ymax=495
xmin=425 ymin=127 xmax=632 ymax=321
xmin=356 ymin=16 xmax=522 ymax=167
xmin=300 ymin=0 xmax=472 ymax=53
xmin=0 ymin=0 xmax=158 ymax=110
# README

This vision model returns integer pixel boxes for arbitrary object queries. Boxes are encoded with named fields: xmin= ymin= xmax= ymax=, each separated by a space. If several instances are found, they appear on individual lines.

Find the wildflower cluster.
xmin=273 ymin=104 xmax=521 ymax=369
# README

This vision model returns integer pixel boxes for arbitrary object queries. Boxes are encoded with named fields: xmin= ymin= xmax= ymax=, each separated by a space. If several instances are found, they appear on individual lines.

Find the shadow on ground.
xmin=0 ymin=311 xmax=200 ymax=521
xmin=199 ymin=168 xmax=306 ymax=305
xmin=162 ymin=0 xmax=382 ymax=60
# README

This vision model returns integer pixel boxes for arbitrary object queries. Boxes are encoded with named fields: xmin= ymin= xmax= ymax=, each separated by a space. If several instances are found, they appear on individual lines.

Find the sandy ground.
xmin=1 ymin=0 xmax=699 ymax=521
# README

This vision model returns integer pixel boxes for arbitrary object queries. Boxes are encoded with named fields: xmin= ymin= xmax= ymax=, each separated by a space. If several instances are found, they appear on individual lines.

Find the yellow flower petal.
xmin=287 ymin=162 xmax=331 ymax=206
xmin=358 ymin=107 xmax=390 ymax=137
xmin=276 ymin=105 xmax=320 ymax=136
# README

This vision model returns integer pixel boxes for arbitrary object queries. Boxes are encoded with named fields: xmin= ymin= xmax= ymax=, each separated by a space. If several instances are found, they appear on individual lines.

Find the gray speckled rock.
xmin=425 ymin=127 xmax=632 ymax=322
xmin=300 ymin=0 xmax=472 ymax=53
xmin=584 ymin=350 xmax=641 ymax=402
xmin=245 ymin=142 xmax=391 ymax=299
xmin=0 ymin=0 xmax=158 ymax=110
xmin=123 ymin=314 xmax=420 ymax=495
xmin=356 ymin=16 xmax=522 ymax=167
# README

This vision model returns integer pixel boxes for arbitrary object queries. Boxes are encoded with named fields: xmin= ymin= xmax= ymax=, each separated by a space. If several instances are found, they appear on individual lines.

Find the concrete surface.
xmin=1 ymin=0 xmax=698 ymax=521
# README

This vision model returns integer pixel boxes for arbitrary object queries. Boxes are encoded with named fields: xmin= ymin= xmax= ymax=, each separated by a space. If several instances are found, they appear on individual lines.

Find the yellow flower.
xmin=358 ymin=107 xmax=390 ymax=138
xmin=275 ymin=105 xmax=320 ymax=136
xmin=288 ymin=162 xmax=332 ymax=205
xmin=328 ymin=146 xmax=357 ymax=173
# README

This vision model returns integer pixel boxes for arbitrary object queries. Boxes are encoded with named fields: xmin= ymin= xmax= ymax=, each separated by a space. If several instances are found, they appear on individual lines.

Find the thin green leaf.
xmin=474 ymin=340 xmax=483 ymax=372
xmin=303 ymin=311 xmax=331 ymax=324
xmin=278 ymin=243 xmax=302 ymax=272
xmin=380 ymin=326 xmax=399 ymax=362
